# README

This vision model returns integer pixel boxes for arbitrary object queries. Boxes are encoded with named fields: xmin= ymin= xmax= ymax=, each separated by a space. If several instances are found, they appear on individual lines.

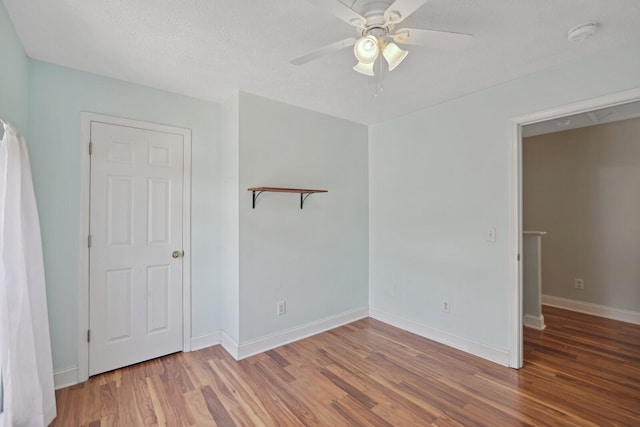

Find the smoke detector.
xmin=568 ymin=22 xmax=598 ymax=43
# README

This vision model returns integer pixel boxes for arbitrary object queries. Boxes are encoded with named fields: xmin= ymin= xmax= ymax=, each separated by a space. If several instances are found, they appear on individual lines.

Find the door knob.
xmin=172 ymin=250 xmax=181 ymax=259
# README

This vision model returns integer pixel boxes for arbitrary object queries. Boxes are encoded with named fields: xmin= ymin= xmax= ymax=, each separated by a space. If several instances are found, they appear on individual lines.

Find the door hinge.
xmin=517 ymin=253 xmax=521 ymax=261
xmin=88 ymin=141 xmax=93 ymax=155
xmin=87 ymin=329 xmax=91 ymax=342
xmin=88 ymin=234 xmax=92 ymax=248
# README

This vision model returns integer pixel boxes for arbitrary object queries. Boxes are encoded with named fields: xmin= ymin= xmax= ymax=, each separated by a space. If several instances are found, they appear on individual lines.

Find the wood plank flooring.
xmin=52 ymin=306 xmax=640 ymax=426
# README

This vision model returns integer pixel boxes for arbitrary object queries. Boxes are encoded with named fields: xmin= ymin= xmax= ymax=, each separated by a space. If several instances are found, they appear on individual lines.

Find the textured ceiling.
xmin=4 ymin=0 xmax=640 ymax=124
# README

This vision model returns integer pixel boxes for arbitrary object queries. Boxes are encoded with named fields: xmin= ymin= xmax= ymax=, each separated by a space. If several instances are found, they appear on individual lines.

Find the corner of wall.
xmin=220 ymin=93 xmax=241 ymax=341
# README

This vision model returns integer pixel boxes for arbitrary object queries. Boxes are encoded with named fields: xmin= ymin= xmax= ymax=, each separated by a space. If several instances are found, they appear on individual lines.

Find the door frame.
xmin=78 ymin=112 xmax=192 ymax=382
xmin=507 ymin=87 xmax=640 ymax=368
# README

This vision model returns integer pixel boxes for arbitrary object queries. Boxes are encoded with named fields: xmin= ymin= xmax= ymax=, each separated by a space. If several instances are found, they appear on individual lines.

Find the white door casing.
xmin=507 ymin=88 xmax=640 ymax=369
xmin=79 ymin=113 xmax=191 ymax=380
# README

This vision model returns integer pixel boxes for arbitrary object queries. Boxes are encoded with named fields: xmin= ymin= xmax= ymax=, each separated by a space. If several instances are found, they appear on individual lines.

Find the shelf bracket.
xmin=252 ymin=190 xmax=265 ymax=209
xmin=248 ymin=187 xmax=327 ymax=209
xmin=301 ymin=192 xmax=313 ymax=209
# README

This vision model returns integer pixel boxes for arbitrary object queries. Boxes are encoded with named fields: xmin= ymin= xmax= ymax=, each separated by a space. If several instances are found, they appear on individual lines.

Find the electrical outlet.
xmin=389 ymin=286 xmax=395 ymax=297
xmin=574 ymin=278 xmax=584 ymax=289
xmin=277 ymin=300 xmax=286 ymax=316
xmin=442 ymin=300 xmax=450 ymax=313
xmin=487 ymin=228 xmax=496 ymax=242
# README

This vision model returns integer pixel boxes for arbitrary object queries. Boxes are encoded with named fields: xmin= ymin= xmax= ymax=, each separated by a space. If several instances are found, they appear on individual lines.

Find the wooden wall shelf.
xmin=248 ymin=187 xmax=328 ymax=209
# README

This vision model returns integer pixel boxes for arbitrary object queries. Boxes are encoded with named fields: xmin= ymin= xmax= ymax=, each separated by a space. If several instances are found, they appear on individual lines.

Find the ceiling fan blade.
xmin=290 ymin=38 xmax=357 ymax=66
xmin=305 ymin=0 xmax=367 ymax=28
xmin=384 ymin=0 xmax=429 ymax=25
xmin=391 ymin=28 xmax=473 ymax=50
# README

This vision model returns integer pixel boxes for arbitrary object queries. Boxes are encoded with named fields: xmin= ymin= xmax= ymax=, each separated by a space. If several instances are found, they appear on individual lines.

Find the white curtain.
xmin=0 ymin=120 xmax=56 ymax=426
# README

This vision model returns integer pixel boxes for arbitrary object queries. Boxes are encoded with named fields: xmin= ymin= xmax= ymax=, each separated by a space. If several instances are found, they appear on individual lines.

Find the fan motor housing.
xmin=364 ymin=25 xmax=389 ymax=38
xmin=352 ymin=0 xmax=394 ymax=17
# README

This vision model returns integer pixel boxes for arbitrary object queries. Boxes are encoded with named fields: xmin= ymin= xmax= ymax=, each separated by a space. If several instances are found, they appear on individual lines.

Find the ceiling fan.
xmin=291 ymin=0 xmax=473 ymax=76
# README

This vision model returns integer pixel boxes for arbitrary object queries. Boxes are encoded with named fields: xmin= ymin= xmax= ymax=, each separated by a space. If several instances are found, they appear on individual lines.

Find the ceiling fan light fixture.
xmin=353 ymin=35 xmax=380 ymax=64
xmin=353 ymin=61 xmax=375 ymax=76
xmin=382 ymin=42 xmax=408 ymax=71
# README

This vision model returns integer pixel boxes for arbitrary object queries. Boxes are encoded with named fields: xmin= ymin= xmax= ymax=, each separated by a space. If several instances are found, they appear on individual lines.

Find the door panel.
xmin=106 ymin=176 xmax=133 ymax=246
xmin=105 ymin=268 xmax=133 ymax=342
xmin=89 ymin=122 xmax=184 ymax=376
xmin=148 ymin=178 xmax=171 ymax=244
xmin=147 ymin=265 xmax=170 ymax=333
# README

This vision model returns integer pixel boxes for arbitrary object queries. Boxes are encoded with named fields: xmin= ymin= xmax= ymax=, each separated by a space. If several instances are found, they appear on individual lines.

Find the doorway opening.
xmin=509 ymin=88 xmax=640 ymax=367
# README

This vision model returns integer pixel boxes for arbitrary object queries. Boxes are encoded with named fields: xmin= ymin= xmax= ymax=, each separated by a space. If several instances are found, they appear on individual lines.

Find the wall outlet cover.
xmin=442 ymin=300 xmax=450 ymax=313
xmin=277 ymin=300 xmax=286 ymax=315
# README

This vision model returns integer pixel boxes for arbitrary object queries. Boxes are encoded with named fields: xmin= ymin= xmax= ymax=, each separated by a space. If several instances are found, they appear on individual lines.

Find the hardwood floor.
xmin=52 ymin=307 xmax=640 ymax=426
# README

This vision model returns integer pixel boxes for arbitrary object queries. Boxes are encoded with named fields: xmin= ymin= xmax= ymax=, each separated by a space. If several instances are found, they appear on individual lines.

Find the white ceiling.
xmin=4 ymin=0 xmax=640 ymax=125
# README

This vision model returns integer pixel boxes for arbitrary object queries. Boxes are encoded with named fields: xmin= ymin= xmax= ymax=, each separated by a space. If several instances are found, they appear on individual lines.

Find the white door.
xmin=89 ymin=121 xmax=184 ymax=376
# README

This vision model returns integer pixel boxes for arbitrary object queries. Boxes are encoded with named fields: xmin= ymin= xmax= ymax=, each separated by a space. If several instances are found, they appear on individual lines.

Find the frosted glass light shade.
xmin=353 ymin=61 xmax=375 ymax=76
xmin=382 ymin=42 xmax=408 ymax=71
xmin=353 ymin=35 xmax=379 ymax=64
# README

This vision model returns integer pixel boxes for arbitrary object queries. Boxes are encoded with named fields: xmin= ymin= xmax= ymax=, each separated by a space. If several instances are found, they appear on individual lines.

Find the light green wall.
xmin=220 ymin=92 xmax=240 ymax=341
xmin=27 ymin=60 xmax=222 ymax=371
xmin=369 ymin=44 xmax=640 ymax=354
xmin=524 ymin=118 xmax=640 ymax=312
xmin=0 ymin=1 xmax=28 ymax=134
xmin=5 ymin=0 xmax=640 ymax=374
xmin=237 ymin=92 xmax=369 ymax=342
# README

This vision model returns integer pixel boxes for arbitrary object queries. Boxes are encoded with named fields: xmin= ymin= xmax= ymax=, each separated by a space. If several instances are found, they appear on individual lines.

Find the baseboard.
xmin=57 ymin=333 xmax=223 ymax=390
xmin=542 ymin=295 xmax=640 ymax=325
xmin=523 ymin=313 xmax=546 ymax=330
xmin=369 ymin=307 xmax=510 ymax=367
xmin=234 ymin=307 xmax=369 ymax=360
xmin=221 ymin=331 xmax=239 ymax=360
xmin=54 ymin=366 xmax=79 ymax=390
xmin=191 ymin=331 xmax=222 ymax=351
xmin=54 ymin=309 xmax=366 ymax=389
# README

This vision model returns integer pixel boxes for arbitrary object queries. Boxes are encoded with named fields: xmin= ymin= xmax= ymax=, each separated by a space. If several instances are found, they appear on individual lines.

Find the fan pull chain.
xmin=374 ymin=58 xmax=384 ymax=98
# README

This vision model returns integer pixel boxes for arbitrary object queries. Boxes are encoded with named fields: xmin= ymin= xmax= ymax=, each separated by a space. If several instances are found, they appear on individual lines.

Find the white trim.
xmin=512 ymin=88 xmax=640 ymax=129
xmin=54 ymin=367 xmax=79 ymax=390
xmin=507 ymin=115 xmax=523 ymax=368
xmin=508 ymin=88 xmax=640 ymax=370
xmin=523 ymin=231 xmax=547 ymax=236
xmin=542 ymin=295 xmax=640 ymax=325
xmin=190 ymin=331 xmax=222 ymax=351
xmin=370 ymin=307 xmax=510 ymax=367
xmin=78 ymin=115 xmax=91 ymax=383
xmin=232 ymin=307 xmax=369 ymax=360
xmin=221 ymin=331 xmax=239 ymax=360
xmin=523 ymin=314 xmax=546 ymax=330
xmin=182 ymin=129 xmax=192 ymax=352
xmin=78 ymin=112 xmax=192 ymax=382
